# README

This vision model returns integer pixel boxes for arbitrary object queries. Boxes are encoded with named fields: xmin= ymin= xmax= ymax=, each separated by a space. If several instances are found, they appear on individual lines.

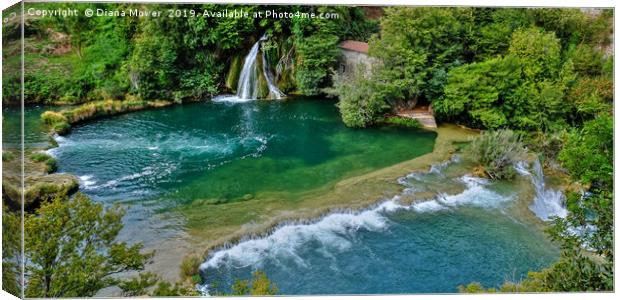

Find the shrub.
xmin=465 ymin=130 xmax=527 ymax=180
xmin=30 ymin=152 xmax=57 ymax=173
xmin=558 ymin=115 xmax=612 ymax=189
xmin=2 ymin=151 xmax=15 ymax=162
xmin=41 ymin=111 xmax=70 ymax=134
xmin=41 ymin=111 xmax=67 ymax=125
xmin=326 ymin=66 xmax=390 ymax=128
xmin=523 ymin=130 xmax=567 ymax=168
xmin=381 ymin=116 xmax=422 ymax=128
xmin=179 ymin=256 xmax=202 ymax=281
xmin=231 ymin=270 xmax=278 ymax=296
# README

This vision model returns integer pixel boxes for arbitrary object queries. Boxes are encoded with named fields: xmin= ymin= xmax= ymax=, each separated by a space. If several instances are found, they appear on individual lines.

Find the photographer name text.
xmin=26 ymin=8 xmax=339 ymax=19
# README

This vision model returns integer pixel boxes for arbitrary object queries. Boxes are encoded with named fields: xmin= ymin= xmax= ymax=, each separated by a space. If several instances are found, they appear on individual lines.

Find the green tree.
xmin=2 ymin=204 xmax=21 ymax=297
xmin=507 ymin=27 xmax=562 ymax=80
xmin=558 ymin=116 xmax=613 ymax=189
xmin=327 ymin=65 xmax=390 ymax=127
xmin=435 ymin=27 xmax=571 ymax=131
xmin=43 ymin=3 xmax=95 ymax=58
xmin=129 ymin=18 xmax=179 ymax=99
xmin=468 ymin=8 xmax=534 ymax=61
xmin=369 ymin=7 xmax=470 ymax=104
xmin=569 ymin=44 xmax=605 ymax=77
xmin=24 ymin=193 xmax=154 ymax=297
xmin=292 ymin=7 xmax=344 ymax=95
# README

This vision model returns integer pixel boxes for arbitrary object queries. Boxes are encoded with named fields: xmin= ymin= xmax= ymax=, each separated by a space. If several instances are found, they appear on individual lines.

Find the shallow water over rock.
xmin=200 ymin=158 xmax=559 ymax=295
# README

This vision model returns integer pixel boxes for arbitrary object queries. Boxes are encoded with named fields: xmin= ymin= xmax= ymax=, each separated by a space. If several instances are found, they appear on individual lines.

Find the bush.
xmin=294 ymin=34 xmax=340 ymax=95
xmin=2 ymin=151 xmax=15 ymax=162
xmin=380 ymin=116 xmax=422 ymax=128
xmin=566 ymin=76 xmax=613 ymax=121
xmin=179 ymin=256 xmax=202 ymax=281
xmin=326 ymin=66 xmax=390 ymax=128
xmin=558 ymin=115 xmax=612 ymax=189
xmin=523 ymin=130 xmax=567 ymax=168
xmin=30 ymin=152 xmax=57 ymax=173
xmin=231 ymin=270 xmax=278 ymax=296
xmin=465 ymin=130 xmax=527 ymax=180
xmin=41 ymin=111 xmax=70 ymax=134
xmin=151 ymin=281 xmax=199 ymax=296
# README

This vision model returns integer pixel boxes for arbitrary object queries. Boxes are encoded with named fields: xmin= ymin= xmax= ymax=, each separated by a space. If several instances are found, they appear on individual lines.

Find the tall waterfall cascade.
xmin=215 ymin=34 xmax=285 ymax=102
xmin=515 ymin=159 xmax=568 ymax=221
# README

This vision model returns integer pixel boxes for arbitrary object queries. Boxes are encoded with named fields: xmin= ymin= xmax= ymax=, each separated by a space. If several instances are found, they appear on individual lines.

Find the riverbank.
xmin=177 ymin=124 xmax=479 ymax=271
xmin=42 ymin=99 xmax=440 ymax=284
xmin=41 ymin=98 xmax=187 ymax=135
xmin=2 ymin=148 xmax=78 ymax=209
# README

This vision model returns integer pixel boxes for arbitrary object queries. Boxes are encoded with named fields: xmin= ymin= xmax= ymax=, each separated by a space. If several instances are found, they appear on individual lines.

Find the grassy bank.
xmin=41 ymin=99 xmax=177 ymax=135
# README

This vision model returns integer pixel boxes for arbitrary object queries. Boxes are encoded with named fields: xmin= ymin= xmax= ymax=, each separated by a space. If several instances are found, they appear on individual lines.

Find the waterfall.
xmin=236 ymin=35 xmax=265 ymax=99
xmin=215 ymin=34 xmax=284 ymax=102
xmin=514 ymin=159 xmax=568 ymax=221
xmin=262 ymin=50 xmax=285 ymax=99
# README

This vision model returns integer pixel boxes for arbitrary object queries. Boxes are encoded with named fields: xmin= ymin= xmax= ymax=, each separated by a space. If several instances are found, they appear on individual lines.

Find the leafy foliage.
xmin=380 ymin=116 xmax=422 ymax=128
xmin=464 ymin=130 xmax=526 ymax=180
xmin=151 ymin=281 xmax=200 ymax=296
xmin=369 ymin=7 xmax=470 ymax=104
xmin=435 ymin=28 xmax=571 ymax=131
xmin=327 ymin=66 xmax=389 ymax=127
xmin=118 ymin=272 xmax=159 ymax=297
xmin=558 ymin=116 xmax=613 ymax=189
xmin=291 ymin=7 xmax=343 ymax=95
xmin=24 ymin=193 xmax=154 ymax=297
xmin=2 ymin=204 xmax=22 ymax=297
xmin=231 ymin=270 xmax=278 ymax=296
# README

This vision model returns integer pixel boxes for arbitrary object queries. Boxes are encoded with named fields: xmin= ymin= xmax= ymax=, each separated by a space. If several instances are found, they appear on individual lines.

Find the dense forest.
xmin=2 ymin=3 xmax=379 ymax=105
xmin=2 ymin=3 xmax=614 ymax=296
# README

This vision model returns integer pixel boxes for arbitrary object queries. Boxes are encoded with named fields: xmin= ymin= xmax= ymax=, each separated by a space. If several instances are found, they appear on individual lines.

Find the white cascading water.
xmin=197 ymin=164 xmax=511 ymax=295
xmin=236 ymin=35 xmax=265 ymax=99
xmin=515 ymin=159 xmax=568 ymax=221
xmin=261 ymin=50 xmax=285 ymax=99
xmin=216 ymin=34 xmax=284 ymax=102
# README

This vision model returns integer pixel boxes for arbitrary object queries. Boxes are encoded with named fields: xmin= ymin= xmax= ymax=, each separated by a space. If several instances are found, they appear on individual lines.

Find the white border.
xmin=1 ymin=1 xmax=618 ymax=300
xmin=0 ymin=0 xmax=618 ymax=10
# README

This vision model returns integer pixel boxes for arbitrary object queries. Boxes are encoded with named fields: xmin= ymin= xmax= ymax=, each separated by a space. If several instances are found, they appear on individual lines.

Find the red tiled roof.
xmin=338 ymin=40 xmax=369 ymax=54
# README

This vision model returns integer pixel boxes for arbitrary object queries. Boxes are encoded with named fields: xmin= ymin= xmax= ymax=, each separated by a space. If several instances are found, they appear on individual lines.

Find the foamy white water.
xmin=220 ymin=33 xmax=284 ymax=102
xmin=515 ymin=159 xmax=568 ymax=221
xmin=198 ymin=168 xmax=512 ymax=295
xmin=78 ymin=175 xmax=97 ymax=189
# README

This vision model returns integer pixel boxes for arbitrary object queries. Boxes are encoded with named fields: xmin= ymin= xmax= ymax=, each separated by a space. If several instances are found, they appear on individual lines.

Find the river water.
xmin=12 ymin=99 xmax=558 ymax=293
xmin=199 ymin=157 xmax=558 ymax=294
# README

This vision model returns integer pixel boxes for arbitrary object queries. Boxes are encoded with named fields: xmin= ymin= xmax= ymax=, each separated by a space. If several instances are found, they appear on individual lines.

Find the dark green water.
xmin=2 ymin=105 xmax=53 ymax=149
xmin=49 ymin=99 xmax=436 ymax=206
